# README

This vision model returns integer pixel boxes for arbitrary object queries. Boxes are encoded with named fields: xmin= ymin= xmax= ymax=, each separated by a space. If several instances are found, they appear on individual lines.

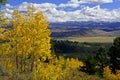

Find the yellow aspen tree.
xmin=103 ymin=66 xmax=120 ymax=80
xmin=103 ymin=66 xmax=118 ymax=80
xmin=4 ymin=6 xmax=51 ymax=72
xmin=0 ymin=11 xmax=8 ymax=39
xmin=103 ymin=66 xmax=113 ymax=80
xmin=67 ymin=58 xmax=84 ymax=70
xmin=116 ymin=70 xmax=120 ymax=80
xmin=0 ymin=10 xmax=14 ymax=76
xmin=33 ymin=57 xmax=69 ymax=80
xmin=33 ymin=56 xmax=85 ymax=80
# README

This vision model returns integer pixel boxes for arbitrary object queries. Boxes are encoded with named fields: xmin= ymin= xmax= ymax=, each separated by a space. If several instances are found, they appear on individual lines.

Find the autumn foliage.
xmin=103 ymin=66 xmax=120 ymax=80
xmin=0 ymin=6 xmax=86 ymax=80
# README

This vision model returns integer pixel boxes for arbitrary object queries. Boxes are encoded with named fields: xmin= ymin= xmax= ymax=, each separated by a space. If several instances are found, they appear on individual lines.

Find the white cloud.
xmin=73 ymin=0 xmax=113 ymax=4
xmin=80 ymin=0 xmax=113 ymax=4
xmin=59 ymin=3 xmax=79 ymax=8
xmin=59 ymin=0 xmax=113 ymax=8
xmin=3 ymin=2 xmax=120 ymax=22
xmin=58 ymin=0 xmax=80 ymax=8
xmin=5 ymin=4 xmax=13 ymax=8
xmin=17 ymin=2 xmax=57 ymax=12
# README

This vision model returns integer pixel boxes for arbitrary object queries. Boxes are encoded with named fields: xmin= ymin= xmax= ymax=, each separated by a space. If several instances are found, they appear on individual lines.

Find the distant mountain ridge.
xmin=49 ymin=21 xmax=120 ymax=37
xmin=50 ymin=21 xmax=120 ymax=28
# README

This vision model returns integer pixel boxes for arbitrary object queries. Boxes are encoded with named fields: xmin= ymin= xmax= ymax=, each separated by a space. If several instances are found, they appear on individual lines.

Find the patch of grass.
xmin=55 ymin=37 xmax=115 ymax=43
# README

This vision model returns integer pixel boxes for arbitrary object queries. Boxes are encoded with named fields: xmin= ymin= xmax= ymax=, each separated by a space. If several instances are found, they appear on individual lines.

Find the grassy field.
xmin=54 ymin=37 xmax=116 ymax=43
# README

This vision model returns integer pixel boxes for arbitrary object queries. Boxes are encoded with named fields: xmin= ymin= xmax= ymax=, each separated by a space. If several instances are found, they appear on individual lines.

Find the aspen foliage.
xmin=67 ymin=58 xmax=84 ymax=70
xmin=1 ymin=6 xmax=51 ymax=73
xmin=0 ymin=28 xmax=5 ymax=40
xmin=6 ymin=6 xmax=51 ymax=60
xmin=33 ymin=56 xmax=84 ymax=80
xmin=0 ymin=11 xmax=9 ymax=27
xmin=0 ymin=6 xmax=51 ymax=75
xmin=103 ymin=66 xmax=120 ymax=80
xmin=0 ymin=6 xmax=86 ymax=80
xmin=0 ymin=11 xmax=8 ymax=40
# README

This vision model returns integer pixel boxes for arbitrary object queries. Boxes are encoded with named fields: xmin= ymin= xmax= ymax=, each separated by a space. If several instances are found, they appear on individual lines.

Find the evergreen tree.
xmin=82 ymin=54 xmax=97 ymax=75
xmin=108 ymin=37 xmax=120 ymax=73
xmin=95 ymin=46 xmax=109 ymax=75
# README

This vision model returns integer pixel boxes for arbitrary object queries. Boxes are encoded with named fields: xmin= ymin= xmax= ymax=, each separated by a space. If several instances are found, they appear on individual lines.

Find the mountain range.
xmin=49 ymin=21 xmax=120 ymax=37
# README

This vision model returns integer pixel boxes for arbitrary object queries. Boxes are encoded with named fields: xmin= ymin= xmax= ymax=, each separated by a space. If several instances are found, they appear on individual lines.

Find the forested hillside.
xmin=52 ymin=40 xmax=112 ymax=59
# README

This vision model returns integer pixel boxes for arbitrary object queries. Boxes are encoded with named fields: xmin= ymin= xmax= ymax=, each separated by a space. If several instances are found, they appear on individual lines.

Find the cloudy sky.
xmin=3 ymin=0 xmax=120 ymax=22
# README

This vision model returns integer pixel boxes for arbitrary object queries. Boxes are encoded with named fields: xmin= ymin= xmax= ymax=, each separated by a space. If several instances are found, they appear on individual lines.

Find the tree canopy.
xmin=108 ymin=37 xmax=120 ymax=73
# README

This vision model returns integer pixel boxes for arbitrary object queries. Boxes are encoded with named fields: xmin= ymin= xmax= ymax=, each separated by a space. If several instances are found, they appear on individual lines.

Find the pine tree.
xmin=96 ymin=46 xmax=109 ymax=75
xmin=108 ymin=37 xmax=120 ymax=73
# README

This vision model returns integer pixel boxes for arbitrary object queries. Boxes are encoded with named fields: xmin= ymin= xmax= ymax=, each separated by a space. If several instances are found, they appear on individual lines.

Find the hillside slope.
xmin=50 ymin=21 xmax=120 ymax=38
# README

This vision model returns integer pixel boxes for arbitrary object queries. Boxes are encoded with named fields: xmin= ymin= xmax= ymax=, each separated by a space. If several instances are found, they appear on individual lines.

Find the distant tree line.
xmin=52 ymin=40 xmax=112 ymax=54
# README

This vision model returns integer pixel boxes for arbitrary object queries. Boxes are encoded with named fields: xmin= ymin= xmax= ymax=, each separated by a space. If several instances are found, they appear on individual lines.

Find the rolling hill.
xmin=50 ymin=21 xmax=120 ymax=38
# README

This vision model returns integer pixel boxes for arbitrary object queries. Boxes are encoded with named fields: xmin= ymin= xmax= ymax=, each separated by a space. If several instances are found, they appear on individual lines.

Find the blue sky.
xmin=8 ymin=0 xmax=120 ymax=10
xmin=8 ymin=0 xmax=68 ymax=6
xmin=3 ymin=0 xmax=120 ymax=22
